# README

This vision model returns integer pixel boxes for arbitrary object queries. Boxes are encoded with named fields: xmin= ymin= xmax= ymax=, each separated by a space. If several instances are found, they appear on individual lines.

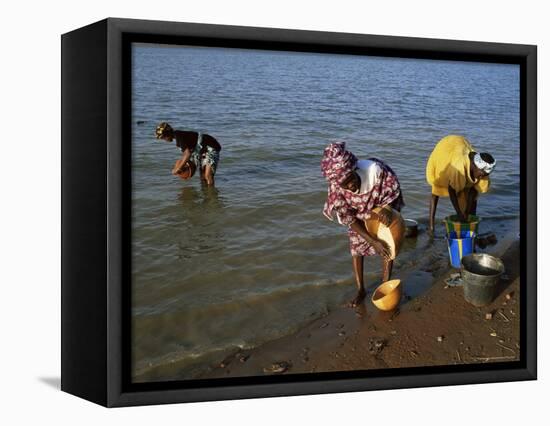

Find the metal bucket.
xmin=461 ymin=254 xmax=505 ymax=306
xmin=404 ymin=219 xmax=418 ymax=238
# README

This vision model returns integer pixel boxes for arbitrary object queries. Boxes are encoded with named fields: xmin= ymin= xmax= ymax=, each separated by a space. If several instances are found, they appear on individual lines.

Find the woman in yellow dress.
xmin=426 ymin=135 xmax=496 ymax=234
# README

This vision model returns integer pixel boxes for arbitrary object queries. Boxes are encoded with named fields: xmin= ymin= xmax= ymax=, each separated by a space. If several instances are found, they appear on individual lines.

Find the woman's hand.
xmin=371 ymin=239 xmax=392 ymax=260
xmin=376 ymin=207 xmax=393 ymax=226
xmin=448 ymin=185 xmax=468 ymax=222
xmin=172 ymin=161 xmax=188 ymax=176
xmin=349 ymin=220 xmax=392 ymax=260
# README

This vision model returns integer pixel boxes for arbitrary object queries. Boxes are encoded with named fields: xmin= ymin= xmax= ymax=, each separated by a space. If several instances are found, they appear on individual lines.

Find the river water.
xmin=131 ymin=44 xmax=520 ymax=381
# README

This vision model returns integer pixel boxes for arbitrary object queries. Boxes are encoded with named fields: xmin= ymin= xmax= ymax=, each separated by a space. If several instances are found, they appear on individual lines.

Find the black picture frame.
xmin=61 ymin=17 xmax=537 ymax=407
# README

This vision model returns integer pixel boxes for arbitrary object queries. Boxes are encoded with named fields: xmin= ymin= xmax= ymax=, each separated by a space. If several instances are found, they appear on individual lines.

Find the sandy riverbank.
xmin=201 ymin=237 xmax=520 ymax=379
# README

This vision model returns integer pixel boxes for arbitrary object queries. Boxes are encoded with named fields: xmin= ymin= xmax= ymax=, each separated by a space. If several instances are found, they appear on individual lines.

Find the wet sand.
xmin=201 ymin=237 xmax=520 ymax=378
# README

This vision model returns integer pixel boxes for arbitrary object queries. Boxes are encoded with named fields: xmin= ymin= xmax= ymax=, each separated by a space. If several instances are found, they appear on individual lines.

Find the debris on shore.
xmin=263 ymin=361 xmax=292 ymax=374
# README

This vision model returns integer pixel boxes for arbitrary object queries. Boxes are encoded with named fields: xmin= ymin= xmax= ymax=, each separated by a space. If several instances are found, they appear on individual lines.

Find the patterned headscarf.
xmin=321 ymin=142 xmax=358 ymax=185
xmin=155 ymin=122 xmax=173 ymax=139
xmin=321 ymin=142 xmax=357 ymax=223
xmin=473 ymin=153 xmax=496 ymax=175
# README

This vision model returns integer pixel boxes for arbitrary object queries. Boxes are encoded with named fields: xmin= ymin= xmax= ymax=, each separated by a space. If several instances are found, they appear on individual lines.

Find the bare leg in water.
xmin=349 ymin=256 xmax=394 ymax=308
xmin=349 ymin=256 xmax=366 ymax=307
xmin=429 ymin=194 xmax=439 ymax=237
xmin=203 ymin=164 xmax=215 ymax=186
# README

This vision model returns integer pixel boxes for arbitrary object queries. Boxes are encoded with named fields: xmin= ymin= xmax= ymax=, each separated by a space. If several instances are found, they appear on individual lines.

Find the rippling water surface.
xmin=131 ymin=44 xmax=520 ymax=381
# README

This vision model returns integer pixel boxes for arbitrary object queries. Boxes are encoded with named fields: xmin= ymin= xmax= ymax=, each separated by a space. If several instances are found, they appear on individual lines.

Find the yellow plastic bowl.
xmin=371 ymin=279 xmax=402 ymax=311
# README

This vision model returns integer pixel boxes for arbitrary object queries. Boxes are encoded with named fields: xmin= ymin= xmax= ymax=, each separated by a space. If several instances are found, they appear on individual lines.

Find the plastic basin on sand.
xmin=371 ymin=279 xmax=402 ymax=311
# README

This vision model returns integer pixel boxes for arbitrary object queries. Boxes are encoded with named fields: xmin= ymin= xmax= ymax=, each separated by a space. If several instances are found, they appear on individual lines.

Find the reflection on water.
xmin=174 ymin=186 xmax=225 ymax=260
xmin=177 ymin=183 xmax=223 ymax=206
xmin=131 ymin=45 xmax=520 ymax=381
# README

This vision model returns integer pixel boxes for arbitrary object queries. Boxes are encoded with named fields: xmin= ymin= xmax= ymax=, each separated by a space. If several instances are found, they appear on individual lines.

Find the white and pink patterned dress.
xmin=321 ymin=142 xmax=404 ymax=257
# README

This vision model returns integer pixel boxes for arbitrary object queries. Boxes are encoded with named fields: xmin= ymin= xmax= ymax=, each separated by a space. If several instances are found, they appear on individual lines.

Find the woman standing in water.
xmin=321 ymin=142 xmax=405 ymax=308
xmin=426 ymin=135 xmax=495 ymax=235
xmin=155 ymin=122 xmax=222 ymax=186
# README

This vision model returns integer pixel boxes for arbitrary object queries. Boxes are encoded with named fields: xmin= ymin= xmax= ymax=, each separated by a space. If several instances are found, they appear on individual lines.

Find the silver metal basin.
xmin=461 ymin=253 xmax=505 ymax=276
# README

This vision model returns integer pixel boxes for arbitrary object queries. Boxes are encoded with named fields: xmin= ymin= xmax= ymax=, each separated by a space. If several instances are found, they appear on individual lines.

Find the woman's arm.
xmin=448 ymin=185 xmax=466 ymax=221
xmin=465 ymin=187 xmax=478 ymax=216
xmin=374 ymin=205 xmax=393 ymax=226
xmin=172 ymin=148 xmax=191 ymax=174
xmin=349 ymin=220 xmax=392 ymax=259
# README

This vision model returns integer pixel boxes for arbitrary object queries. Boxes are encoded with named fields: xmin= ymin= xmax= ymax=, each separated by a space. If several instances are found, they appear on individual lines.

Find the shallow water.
xmin=131 ymin=44 xmax=520 ymax=381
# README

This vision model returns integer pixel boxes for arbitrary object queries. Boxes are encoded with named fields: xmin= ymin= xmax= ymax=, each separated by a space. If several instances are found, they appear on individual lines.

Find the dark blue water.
xmin=131 ymin=44 xmax=520 ymax=381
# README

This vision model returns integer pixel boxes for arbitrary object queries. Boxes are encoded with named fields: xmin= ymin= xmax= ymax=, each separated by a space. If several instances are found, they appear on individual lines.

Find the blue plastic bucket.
xmin=447 ymin=231 xmax=475 ymax=268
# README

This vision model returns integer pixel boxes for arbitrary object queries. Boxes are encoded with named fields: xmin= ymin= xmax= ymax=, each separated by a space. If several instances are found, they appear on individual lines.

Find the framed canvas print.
xmin=61 ymin=18 xmax=537 ymax=407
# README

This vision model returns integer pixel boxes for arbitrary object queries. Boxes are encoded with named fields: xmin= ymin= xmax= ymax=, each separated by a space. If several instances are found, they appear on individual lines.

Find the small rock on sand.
xmin=238 ymin=354 xmax=250 ymax=363
xmin=368 ymin=338 xmax=386 ymax=355
xmin=263 ymin=361 xmax=292 ymax=374
xmin=485 ymin=312 xmax=493 ymax=320
xmin=437 ymin=336 xmax=444 ymax=342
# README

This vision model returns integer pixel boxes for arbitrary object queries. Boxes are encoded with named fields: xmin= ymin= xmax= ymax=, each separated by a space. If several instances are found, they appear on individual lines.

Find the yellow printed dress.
xmin=426 ymin=135 xmax=490 ymax=213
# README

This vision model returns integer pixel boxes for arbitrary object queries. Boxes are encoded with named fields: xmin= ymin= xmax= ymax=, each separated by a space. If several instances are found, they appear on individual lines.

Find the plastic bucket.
xmin=447 ymin=230 xmax=475 ymax=268
xmin=461 ymin=253 xmax=505 ymax=306
xmin=444 ymin=215 xmax=480 ymax=235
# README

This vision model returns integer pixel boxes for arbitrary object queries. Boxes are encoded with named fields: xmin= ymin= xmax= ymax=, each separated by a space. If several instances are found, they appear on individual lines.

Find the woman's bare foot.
xmin=347 ymin=288 xmax=366 ymax=308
